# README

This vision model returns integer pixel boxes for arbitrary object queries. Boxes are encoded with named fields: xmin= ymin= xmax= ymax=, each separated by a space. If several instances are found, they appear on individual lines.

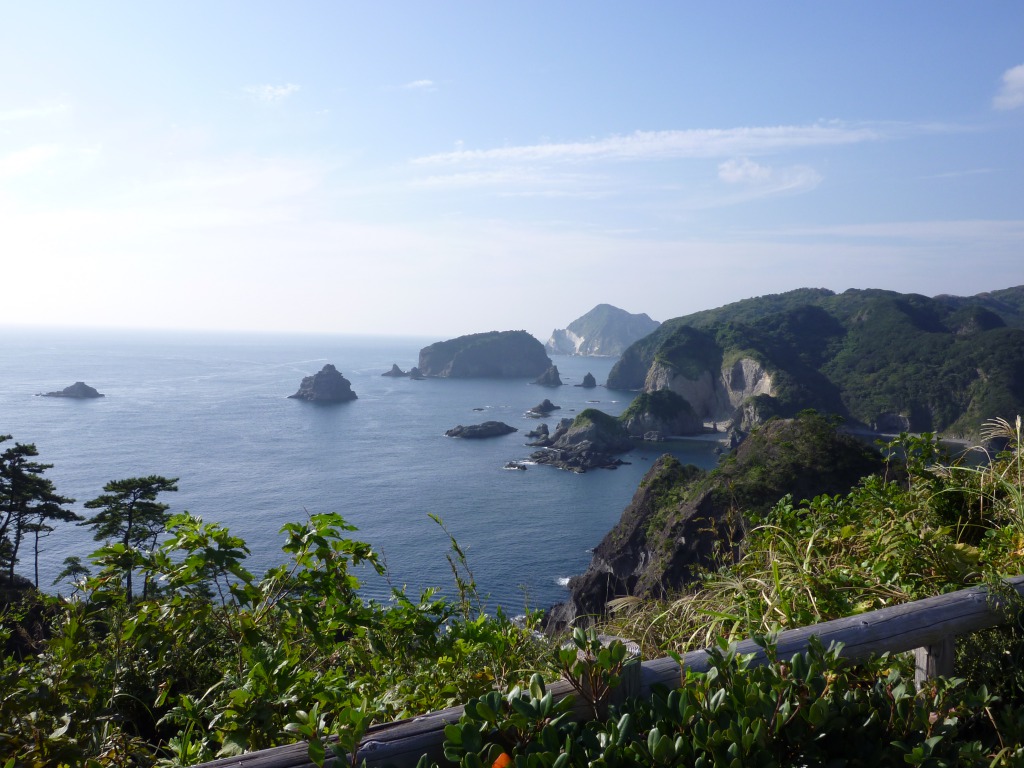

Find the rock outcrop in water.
xmin=546 ymin=304 xmax=660 ymax=357
xmin=528 ymin=399 xmax=560 ymax=416
xmin=533 ymin=365 xmax=562 ymax=386
xmin=382 ymin=364 xmax=407 ymax=377
xmin=40 ymin=382 xmax=104 ymax=398
xmin=288 ymin=364 xmax=357 ymax=402
xmin=418 ymin=331 xmax=552 ymax=378
xmin=529 ymin=409 xmax=633 ymax=472
xmin=576 ymin=372 xmax=597 ymax=389
xmin=444 ymin=421 xmax=518 ymax=439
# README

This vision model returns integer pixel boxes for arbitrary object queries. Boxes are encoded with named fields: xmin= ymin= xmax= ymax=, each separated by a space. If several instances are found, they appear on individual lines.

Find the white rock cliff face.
xmin=547 ymin=329 xmax=587 ymax=356
xmin=644 ymin=357 xmax=774 ymax=422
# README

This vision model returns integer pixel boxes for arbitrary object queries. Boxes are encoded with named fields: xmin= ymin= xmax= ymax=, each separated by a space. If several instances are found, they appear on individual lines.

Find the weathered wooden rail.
xmin=201 ymin=576 xmax=1024 ymax=768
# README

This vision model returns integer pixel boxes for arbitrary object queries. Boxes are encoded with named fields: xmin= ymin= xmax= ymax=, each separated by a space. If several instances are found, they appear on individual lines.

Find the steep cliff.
xmin=546 ymin=304 xmax=660 ymax=357
xmin=418 ymin=331 xmax=552 ymax=378
xmin=556 ymin=413 xmax=884 ymax=625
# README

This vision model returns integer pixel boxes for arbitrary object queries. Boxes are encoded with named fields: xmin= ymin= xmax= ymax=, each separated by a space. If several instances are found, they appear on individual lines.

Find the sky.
xmin=1 ymin=2 xmax=1022 ymax=341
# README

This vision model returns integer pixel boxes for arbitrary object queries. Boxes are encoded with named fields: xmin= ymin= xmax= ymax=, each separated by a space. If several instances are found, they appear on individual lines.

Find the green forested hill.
xmin=607 ymin=286 xmax=1024 ymax=435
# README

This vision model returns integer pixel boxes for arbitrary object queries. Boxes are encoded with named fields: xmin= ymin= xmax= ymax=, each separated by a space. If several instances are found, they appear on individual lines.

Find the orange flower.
xmin=492 ymin=752 xmax=512 ymax=768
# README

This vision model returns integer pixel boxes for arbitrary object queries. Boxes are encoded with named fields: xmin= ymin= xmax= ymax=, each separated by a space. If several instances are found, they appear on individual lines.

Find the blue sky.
xmin=1 ymin=2 xmax=1022 ymax=340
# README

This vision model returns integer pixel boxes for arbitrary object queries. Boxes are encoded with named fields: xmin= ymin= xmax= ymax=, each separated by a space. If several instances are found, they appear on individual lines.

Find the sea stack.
xmin=289 ymin=364 xmax=357 ymax=402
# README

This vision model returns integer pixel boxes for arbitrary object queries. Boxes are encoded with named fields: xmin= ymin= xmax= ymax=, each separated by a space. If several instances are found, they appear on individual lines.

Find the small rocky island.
xmin=532 ymin=365 xmax=562 ymax=386
xmin=576 ymin=372 xmax=598 ymax=388
xmin=39 ymin=382 xmax=104 ymax=398
xmin=288 ymin=364 xmax=357 ymax=402
xmin=528 ymin=409 xmax=633 ymax=472
xmin=528 ymin=399 xmax=561 ymax=416
xmin=444 ymin=421 xmax=518 ymax=439
xmin=418 ymin=330 xmax=552 ymax=378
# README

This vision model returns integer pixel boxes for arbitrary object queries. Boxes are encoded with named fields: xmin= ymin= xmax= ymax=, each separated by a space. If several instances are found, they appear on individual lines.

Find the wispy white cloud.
xmin=993 ymin=64 xmax=1024 ymax=110
xmin=243 ymin=83 xmax=301 ymax=102
xmin=413 ymin=123 xmax=884 ymax=165
xmin=0 ymin=104 xmax=70 ymax=122
xmin=713 ymin=160 xmax=822 ymax=203
xmin=921 ymin=168 xmax=993 ymax=180
xmin=402 ymin=79 xmax=436 ymax=90
xmin=718 ymin=157 xmax=773 ymax=184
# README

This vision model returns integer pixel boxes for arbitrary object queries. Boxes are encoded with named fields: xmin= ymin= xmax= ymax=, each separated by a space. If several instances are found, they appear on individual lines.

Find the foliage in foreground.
xmin=432 ymin=636 xmax=1024 ymax=768
xmin=604 ymin=417 xmax=1024 ymax=664
xmin=0 ymin=512 xmax=550 ymax=766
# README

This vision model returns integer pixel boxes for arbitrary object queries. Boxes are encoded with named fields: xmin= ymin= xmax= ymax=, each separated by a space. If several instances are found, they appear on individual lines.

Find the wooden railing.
xmin=201 ymin=576 xmax=1024 ymax=768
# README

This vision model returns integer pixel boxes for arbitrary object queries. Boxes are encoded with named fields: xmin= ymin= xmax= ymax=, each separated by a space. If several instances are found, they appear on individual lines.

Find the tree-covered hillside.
xmin=607 ymin=286 xmax=1024 ymax=435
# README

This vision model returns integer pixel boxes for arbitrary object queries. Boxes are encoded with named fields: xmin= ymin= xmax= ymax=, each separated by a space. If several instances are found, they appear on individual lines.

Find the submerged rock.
xmin=288 ymin=364 xmax=357 ymax=402
xmin=445 ymin=421 xmax=518 ymax=439
xmin=40 ymin=382 xmax=104 ymax=398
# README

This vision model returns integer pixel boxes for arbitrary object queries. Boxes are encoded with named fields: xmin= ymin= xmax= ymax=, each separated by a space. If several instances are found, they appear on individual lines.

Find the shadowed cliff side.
xmin=549 ymin=412 xmax=884 ymax=629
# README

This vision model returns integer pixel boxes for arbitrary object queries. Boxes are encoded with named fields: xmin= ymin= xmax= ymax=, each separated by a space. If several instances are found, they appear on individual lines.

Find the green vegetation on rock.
xmin=607 ymin=286 xmax=1024 ymax=436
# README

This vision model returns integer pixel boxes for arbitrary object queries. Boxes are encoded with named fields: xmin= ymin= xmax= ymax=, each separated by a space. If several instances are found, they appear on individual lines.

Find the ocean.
xmin=0 ymin=328 xmax=723 ymax=611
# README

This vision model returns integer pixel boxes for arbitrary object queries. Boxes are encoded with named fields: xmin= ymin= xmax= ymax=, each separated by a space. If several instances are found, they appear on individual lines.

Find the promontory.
xmin=417 ymin=331 xmax=552 ymax=378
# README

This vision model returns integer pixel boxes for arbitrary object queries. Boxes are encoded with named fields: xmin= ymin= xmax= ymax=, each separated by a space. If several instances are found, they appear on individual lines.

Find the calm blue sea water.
xmin=0 ymin=328 xmax=723 ymax=610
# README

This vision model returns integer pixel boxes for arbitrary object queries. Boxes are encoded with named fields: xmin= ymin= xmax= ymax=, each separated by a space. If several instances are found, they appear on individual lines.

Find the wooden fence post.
xmin=914 ymin=635 xmax=956 ymax=687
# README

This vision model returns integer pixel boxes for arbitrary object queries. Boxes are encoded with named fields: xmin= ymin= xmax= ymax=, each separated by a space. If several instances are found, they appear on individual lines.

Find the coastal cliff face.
xmin=546 ymin=304 xmax=660 ymax=357
xmin=605 ymin=286 xmax=1024 ymax=437
xmin=418 ymin=331 xmax=552 ymax=378
xmin=553 ymin=413 xmax=885 ymax=627
xmin=643 ymin=357 xmax=773 ymax=424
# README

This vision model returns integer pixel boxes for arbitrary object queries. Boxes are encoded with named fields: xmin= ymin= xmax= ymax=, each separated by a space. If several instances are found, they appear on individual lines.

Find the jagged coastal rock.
xmin=288 ymin=364 xmax=357 ymax=402
xmin=548 ymin=414 xmax=884 ymax=629
xmin=577 ymin=372 xmax=597 ymax=389
xmin=444 ymin=421 xmax=518 ymax=439
xmin=618 ymin=389 xmax=703 ymax=438
xmin=533 ymin=365 xmax=562 ymax=386
xmin=418 ymin=331 xmax=552 ymax=378
xmin=381 ymin=364 xmax=407 ymax=377
xmin=525 ymin=423 xmax=550 ymax=440
xmin=546 ymin=304 xmax=660 ymax=357
xmin=40 ymin=382 xmax=104 ymax=398
xmin=529 ymin=409 xmax=633 ymax=472
xmin=408 ymin=367 xmax=425 ymax=380
xmin=528 ymin=399 xmax=561 ymax=416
